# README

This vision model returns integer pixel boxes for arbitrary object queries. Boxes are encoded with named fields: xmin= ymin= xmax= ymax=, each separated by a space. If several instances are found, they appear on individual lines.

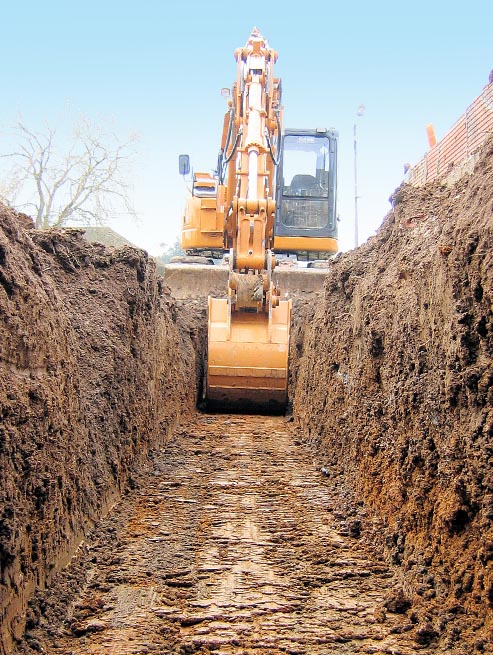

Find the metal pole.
xmin=353 ymin=121 xmax=358 ymax=249
xmin=353 ymin=104 xmax=365 ymax=249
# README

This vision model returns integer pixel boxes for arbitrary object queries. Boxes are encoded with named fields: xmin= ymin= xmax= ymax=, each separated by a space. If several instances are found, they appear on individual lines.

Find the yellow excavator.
xmin=173 ymin=29 xmax=338 ymax=411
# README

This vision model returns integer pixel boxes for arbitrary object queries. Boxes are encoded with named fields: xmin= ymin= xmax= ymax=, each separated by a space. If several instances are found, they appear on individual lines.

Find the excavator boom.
xmin=171 ymin=30 xmax=339 ymax=411
xmin=205 ymin=29 xmax=291 ymax=410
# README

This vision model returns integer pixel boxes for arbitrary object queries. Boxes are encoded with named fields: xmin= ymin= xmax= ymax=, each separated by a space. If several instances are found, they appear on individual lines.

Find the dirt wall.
xmin=293 ymin=140 xmax=493 ymax=649
xmin=0 ymin=207 xmax=197 ymax=654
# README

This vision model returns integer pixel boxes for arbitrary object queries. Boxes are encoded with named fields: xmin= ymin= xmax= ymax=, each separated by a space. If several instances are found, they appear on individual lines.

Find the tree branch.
xmin=2 ymin=116 xmax=138 ymax=229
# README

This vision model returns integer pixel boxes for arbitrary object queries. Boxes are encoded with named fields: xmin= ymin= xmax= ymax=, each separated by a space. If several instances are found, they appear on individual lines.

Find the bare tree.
xmin=1 ymin=116 xmax=138 ymax=229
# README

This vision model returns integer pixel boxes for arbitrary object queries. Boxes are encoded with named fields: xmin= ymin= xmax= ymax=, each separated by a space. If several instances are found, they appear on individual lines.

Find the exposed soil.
xmin=13 ymin=413 xmax=422 ymax=654
xmin=293 ymin=138 xmax=493 ymax=650
xmin=1 ymin=136 xmax=492 ymax=654
xmin=0 ymin=208 xmax=198 ymax=653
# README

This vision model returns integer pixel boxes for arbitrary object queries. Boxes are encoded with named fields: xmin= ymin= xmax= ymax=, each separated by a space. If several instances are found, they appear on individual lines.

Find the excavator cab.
xmin=274 ymin=128 xmax=338 ymax=262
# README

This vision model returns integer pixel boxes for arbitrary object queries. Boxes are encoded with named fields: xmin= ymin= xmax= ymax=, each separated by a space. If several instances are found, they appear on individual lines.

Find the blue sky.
xmin=1 ymin=0 xmax=492 ymax=254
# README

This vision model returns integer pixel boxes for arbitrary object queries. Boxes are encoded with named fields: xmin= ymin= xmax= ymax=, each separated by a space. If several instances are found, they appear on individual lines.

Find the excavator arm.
xmin=173 ymin=30 xmax=338 ymax=410
xmin=206 ymin=29 xmax=292 ymax=411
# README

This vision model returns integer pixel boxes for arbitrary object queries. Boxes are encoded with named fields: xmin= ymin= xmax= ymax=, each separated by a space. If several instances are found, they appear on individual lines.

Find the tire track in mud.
xmin=20 ymin=414 xmax=420 ymax=654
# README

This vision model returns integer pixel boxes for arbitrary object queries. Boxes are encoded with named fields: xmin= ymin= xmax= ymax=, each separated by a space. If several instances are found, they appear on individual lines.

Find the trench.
xmin=3 ymin=136 xmax=493 ymax=654
xmin=14 ymin=412 xmax=421 ymax=655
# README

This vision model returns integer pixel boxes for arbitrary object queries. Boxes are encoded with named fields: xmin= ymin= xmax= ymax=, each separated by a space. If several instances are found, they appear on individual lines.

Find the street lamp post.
xmin=353 ymin=104 xmax=365 ymax=249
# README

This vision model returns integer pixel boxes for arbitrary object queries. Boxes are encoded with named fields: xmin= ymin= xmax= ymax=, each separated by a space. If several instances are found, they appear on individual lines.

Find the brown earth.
xmin=293 ymin=138 xmax=493 ymax=650
xmin=0 ymin=208 xmax=199 ymax=653
xmin=0 ymin=136 xmax=492 ymax=654
xmin=11 ymin=413 xmax=423 ymax=655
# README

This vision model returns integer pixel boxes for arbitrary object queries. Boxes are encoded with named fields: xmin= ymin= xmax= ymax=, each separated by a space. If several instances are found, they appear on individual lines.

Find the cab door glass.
xmin=282 ymin=136 xmax=330 ymax=198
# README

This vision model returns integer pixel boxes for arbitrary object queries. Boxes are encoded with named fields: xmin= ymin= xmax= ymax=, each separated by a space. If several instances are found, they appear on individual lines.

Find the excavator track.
xmin=22 ymin=413 xmax=420 ymax=654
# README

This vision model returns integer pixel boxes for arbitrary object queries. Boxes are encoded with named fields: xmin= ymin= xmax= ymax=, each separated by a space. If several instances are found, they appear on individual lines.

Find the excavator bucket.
xmin=206 ymin=297 xmax=292 ymax=412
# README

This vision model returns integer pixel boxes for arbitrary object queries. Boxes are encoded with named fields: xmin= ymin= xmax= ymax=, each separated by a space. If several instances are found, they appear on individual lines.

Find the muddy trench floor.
xmin=18 ymin=413 xmax=422 ymax=655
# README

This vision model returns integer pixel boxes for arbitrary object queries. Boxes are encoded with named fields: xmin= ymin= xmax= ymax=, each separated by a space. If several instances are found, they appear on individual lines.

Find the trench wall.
xmin=0 ymin=207 xmax=197 ymax=654
xmin=293 ymin=139 xmax=493 ymax=645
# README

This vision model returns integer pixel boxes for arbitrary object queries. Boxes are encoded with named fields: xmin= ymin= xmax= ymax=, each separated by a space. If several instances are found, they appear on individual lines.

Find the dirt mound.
xmin=0 ymin=206 xmax=197 ymax=654
xmin=293 ymin=138 xmax=493 ymax=649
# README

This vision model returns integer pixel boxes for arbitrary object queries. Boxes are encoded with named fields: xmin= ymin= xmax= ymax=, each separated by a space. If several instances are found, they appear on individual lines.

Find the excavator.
xmin=171 ymin=29 xmax=338 ymax=411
